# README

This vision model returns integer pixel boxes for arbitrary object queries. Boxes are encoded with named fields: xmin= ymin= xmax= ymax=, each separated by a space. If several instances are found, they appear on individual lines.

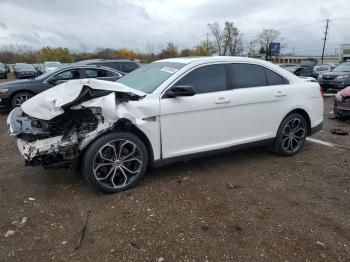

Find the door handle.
xmin=215 ymin=97 xmax=231 ymax=104
xmin=275 ymin=90 xmax=286 ymax=97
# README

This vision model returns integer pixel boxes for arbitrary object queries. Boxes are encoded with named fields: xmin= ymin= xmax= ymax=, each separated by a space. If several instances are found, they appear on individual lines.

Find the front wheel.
xmin=82 ymin=132 xmax=148 ymax=193
xmin=271 ymin=113 xmax=308 ymax=156
xmin=11 ymin=92 xmax=33 ymax=108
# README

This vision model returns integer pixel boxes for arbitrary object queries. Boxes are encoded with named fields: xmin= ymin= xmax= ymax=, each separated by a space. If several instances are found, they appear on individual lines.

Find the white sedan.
xmin=8 ymin=56 xmax=324 ymax=193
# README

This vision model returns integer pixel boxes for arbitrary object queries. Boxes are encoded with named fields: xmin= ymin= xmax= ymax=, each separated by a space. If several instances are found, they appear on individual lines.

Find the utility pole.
xmin=321 ymin=19 xmax=330 ymax=64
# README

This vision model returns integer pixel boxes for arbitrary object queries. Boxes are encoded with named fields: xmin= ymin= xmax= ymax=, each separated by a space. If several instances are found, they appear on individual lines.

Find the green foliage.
xmin=37 ymin=47 xmax=74 ymax=63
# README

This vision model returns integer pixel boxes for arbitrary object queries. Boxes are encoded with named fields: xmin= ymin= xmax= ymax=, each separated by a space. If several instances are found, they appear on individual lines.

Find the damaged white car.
xmin=8 ymin=57 xmax=324 ymax=193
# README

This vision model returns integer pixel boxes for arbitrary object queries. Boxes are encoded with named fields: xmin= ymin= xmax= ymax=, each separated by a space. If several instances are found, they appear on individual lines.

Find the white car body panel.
xmin=8 ymin=56 xmax=323 ymax=166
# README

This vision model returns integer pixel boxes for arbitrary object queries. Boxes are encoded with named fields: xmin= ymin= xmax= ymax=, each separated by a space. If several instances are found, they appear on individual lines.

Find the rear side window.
xmin=175 ymin=64 xmax=227 ymax=94
xmin=265 ymin=68 xmax=288 ymax=85
xmin=231 ymin=64 xmax=266 ymax=88
xmin=231 ymin=64 xmax=288 ymax=88
xmin=120 ymin=62 xmax=138 ymax=73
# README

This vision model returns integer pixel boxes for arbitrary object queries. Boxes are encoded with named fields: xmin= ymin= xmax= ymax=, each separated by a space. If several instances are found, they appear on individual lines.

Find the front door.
xmin=160 ymin=63 xmax=235 ymax=159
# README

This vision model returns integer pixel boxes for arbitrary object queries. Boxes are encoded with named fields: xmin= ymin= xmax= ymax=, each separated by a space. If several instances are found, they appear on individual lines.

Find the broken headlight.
xmin=335 ymin=92 xmax=343 ymax=102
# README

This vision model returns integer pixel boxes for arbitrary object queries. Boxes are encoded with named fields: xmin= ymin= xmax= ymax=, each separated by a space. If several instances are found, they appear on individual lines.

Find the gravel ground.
xmin=0 ymin=78 xmax=349 ymax=261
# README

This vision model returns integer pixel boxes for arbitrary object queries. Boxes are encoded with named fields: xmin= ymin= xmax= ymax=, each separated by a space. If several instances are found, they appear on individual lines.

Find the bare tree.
xmin=208 ymin=22 xmax=223 ymax=55
xmin=208 ymin=22 xmax=243 ymax=56
xmin=258 ymin=28 xmax=281 ymax=60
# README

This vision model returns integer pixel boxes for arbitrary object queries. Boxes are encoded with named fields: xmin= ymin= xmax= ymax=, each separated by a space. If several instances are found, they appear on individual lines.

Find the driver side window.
xmin=54 ymin=70 xmax=80 ymax=80
xmin=174 ymin=64 xmax=227 ymax=94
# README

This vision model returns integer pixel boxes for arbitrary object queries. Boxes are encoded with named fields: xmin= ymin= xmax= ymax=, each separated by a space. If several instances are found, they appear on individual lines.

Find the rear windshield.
xmin=117 ymin=62 xmax=186 ymax=93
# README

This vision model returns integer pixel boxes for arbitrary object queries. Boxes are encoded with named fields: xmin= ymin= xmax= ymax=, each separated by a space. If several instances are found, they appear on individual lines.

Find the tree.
xmin=258 ymin=28 xmax=281 ymax=61
xmin=194 ymin=41 xmax=215 ymax=56
xmin=208 ymin=21 xmax=243 ymax=56
xmin=114 ymin=48 xmax=137 ymax=60
xmin=37 ymin=47 xmax=73 ymax=63
xmin=160 ymin=42 xmax=178 ymax=59
xmin=208 ymin=22 xmax=223 ymax=55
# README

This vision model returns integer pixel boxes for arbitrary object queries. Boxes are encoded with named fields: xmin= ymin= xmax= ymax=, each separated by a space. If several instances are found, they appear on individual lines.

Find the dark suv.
xmin=77 ymin=59 xmax=142 ymax=73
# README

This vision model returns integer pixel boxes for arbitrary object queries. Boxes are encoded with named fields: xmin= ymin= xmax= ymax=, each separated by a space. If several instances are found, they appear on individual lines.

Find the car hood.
xmin=322 ymin=71 xmax=350 ymax=77
xmin=21 ymin=78 xmax=146 ymax=121
xmin=339 ymin=86 xmax=350 ymax=96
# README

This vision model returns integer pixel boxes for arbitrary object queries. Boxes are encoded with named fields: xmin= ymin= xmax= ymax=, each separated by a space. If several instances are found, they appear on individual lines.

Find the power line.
xmin=321 ymin=19 xmax=330 ymax=64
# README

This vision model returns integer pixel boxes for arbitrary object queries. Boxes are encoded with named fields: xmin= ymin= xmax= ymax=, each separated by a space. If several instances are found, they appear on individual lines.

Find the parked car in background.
xmin=33 ymin=64 xmax=45 ymax=76
xmin=7 ymin=56 xmax=323 ymax=193
xmin=13 ymin=63 xmax=37 ymax=79
xmin=312 ymin=64 xmax=337 ymax=79
xmin=0 ymin=65 xmax=124 ymax=108
xmin=317 ymin=62 xmax=350 ymax=91
xmin=294 ymin=66 xmax=314 ymax=78
xmin=77 ymin=59 xmax=142 ymax=73
xmin=0 ymin=63 xmax=7 ymax=79
xmin=4 ymin=64 xmax=10 ymax=73
xmin=334 ymin=86 xmax=350 ymax=118
xmin=44 ymin=61 xmax=62 ymax=73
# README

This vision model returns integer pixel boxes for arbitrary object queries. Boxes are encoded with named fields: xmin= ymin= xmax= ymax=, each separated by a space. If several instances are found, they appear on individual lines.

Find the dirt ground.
xmin=0 ymin=78 xmax=349 ymax=261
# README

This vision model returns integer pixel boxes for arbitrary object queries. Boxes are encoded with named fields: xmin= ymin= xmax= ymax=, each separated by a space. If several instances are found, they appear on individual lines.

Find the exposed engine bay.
xmin=7 ymin=79 xmax=147 ymax=168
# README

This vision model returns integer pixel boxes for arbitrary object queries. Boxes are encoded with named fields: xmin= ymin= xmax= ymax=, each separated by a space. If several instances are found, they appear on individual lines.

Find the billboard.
xmin=270 ymin=43 xmax=280 ymax=56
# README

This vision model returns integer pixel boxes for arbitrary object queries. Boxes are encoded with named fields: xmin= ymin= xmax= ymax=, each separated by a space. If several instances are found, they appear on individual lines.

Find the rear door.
xmin=160 ymin=63 xmax=236 ymax=158
xmin=227 ymin=63 xmax=291 ymax=144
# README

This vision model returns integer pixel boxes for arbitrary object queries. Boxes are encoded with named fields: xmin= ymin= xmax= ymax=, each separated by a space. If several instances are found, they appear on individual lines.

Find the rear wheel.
xmin=11 ymin=92 xmax=33 ymax=107
xmin=82 ymin=132 xmax=148 ymax=193
xmin=271 ymin=113 xmax=308 ymax=156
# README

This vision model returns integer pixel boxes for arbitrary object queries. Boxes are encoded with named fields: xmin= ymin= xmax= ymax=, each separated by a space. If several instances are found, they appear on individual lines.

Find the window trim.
xmin=161 ymin=62 xmax=231 ymax=99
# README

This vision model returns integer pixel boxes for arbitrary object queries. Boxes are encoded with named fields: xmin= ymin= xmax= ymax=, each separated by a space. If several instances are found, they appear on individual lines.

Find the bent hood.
xmin=21 ymin=78 xmax=146 ymax=120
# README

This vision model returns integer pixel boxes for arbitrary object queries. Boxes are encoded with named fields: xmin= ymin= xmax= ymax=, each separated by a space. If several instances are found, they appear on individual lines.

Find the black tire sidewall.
xmin=82 ymin=132 xmax=149 ymax=193
xmin=274 ymin=113 xmax=308 ymax=156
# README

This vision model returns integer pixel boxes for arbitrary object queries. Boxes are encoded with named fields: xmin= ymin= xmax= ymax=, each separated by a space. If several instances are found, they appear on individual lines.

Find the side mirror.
xmin=164 ymin=85 xmax=195 ymax=98
xmin=48 ymin=77 xmax=58 ymax=84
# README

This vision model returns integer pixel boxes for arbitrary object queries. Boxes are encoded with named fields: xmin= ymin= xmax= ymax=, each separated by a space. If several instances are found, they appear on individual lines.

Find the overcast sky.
xmin=0 ymin=0 xmax=349 ymax=55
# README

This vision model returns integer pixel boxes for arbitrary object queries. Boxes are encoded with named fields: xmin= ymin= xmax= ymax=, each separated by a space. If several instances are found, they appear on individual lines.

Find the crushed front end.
xmin=7 ymin=79 xmax=146 ymax=168
xmin=334 ymin=87 xmax=350 ymax=119
xmin=8 ymin=106 xmax=108 ymax=167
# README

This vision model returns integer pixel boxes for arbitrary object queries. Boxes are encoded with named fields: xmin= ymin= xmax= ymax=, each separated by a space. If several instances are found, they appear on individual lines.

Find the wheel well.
xmin=10 ymin=90 xmax=35 ymax=102
xmin=113 ymin=118 xmax=155 ymax=167
xmin=286 ymin=109 xmax=311 ymax=135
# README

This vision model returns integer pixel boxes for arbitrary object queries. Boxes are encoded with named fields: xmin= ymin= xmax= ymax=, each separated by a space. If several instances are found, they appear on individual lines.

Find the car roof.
xmin=77 ymin=59 xmax=134 ymax=64
xmin=156 ymin=56 xmax=283 ymax=68
xmin=56 ymin=64 xmax=124 ymax=74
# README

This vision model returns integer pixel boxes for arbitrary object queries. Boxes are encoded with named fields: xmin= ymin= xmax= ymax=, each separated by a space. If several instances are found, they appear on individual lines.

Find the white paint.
xmin=10 ymin=57 xmax=324 ymax=162
xmin=306 ymin=137 xmax=335 ymax=147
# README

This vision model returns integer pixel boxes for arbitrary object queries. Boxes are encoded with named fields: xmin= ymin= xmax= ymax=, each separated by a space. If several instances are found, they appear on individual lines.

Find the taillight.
xmin=319 ymin=85 xmax=324 ymax=96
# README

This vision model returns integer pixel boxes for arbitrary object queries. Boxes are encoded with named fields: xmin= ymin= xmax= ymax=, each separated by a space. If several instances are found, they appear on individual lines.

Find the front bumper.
xmin=0 ymin=95 xmax=12 ymax=108
xmin=334 ymin=98 xmax=350 ymax=118
xmin=318 ymin=80 xmax=349 ymax=90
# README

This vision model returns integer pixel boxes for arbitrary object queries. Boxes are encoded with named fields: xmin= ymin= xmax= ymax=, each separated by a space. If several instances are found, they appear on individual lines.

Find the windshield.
xmin=332 ymin=63 xmax=350 ymax=72
xmin=45 ymin=62 xmax=61 ymax=68
xmin=18 ymin=64 xmax=34 ymax=70
xmin=116 ymin=62 xmax=186 ymax=93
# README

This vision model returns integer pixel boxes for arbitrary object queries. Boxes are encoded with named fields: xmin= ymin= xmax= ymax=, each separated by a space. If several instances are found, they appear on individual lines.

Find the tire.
xmin=270 ymin=113 xmax=308 ymax=156
xmin=11 ymin=92 xmax=33 ymax=108
xmin=82 ymin=132 xmax=149 ymax=193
